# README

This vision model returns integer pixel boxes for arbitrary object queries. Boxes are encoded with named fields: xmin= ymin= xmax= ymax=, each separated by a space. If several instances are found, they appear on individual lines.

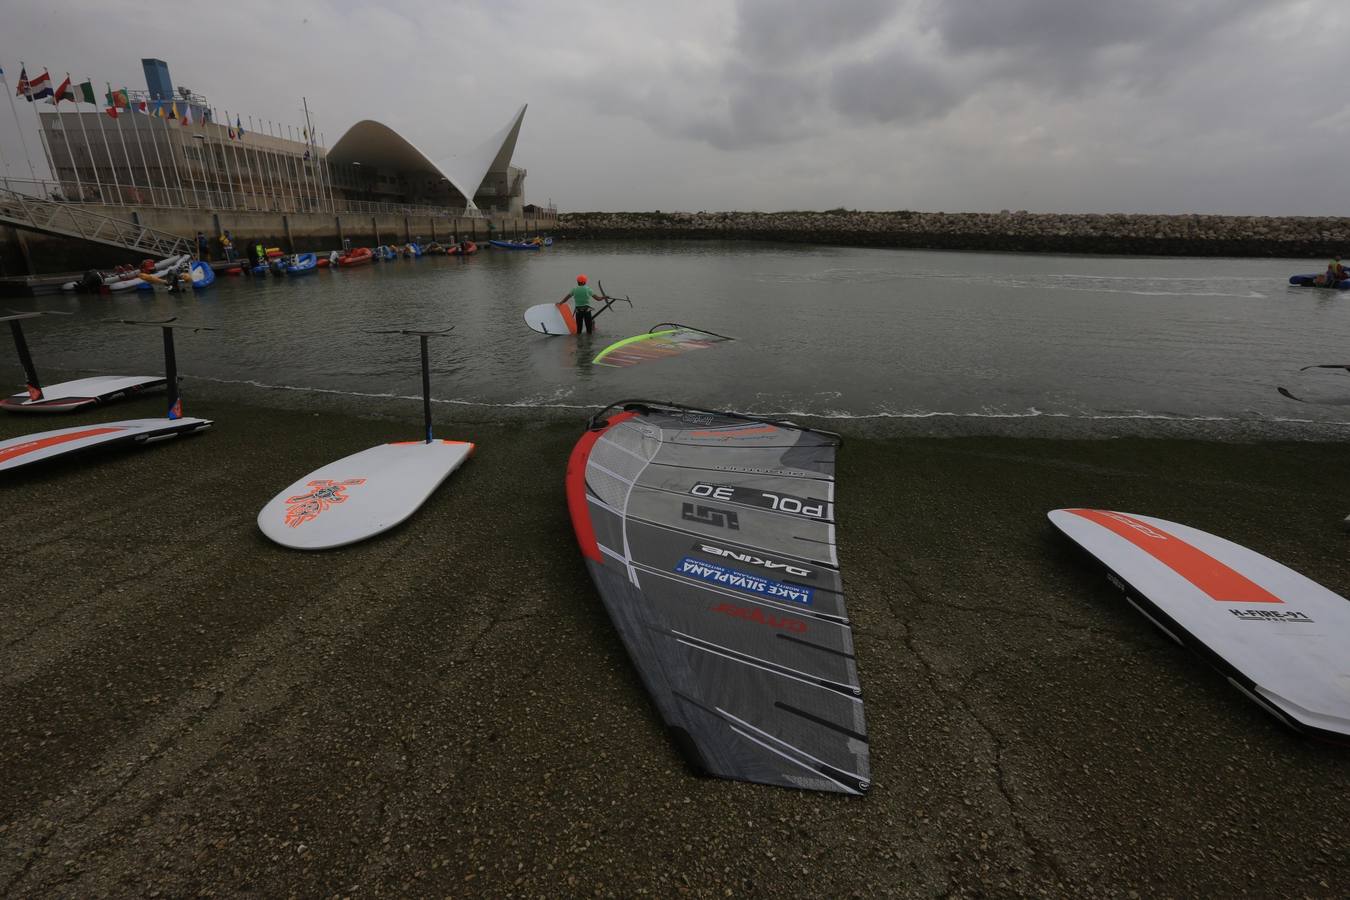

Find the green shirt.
xmin=571 ymin=285 xmax=594 ymax=308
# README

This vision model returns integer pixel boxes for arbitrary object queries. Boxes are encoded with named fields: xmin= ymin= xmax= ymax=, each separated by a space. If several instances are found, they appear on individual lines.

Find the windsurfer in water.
xmin=559 ymin=274 xmax=607 ymax=335
xmin=1324 ymin=257 xmax=1347 ymax=286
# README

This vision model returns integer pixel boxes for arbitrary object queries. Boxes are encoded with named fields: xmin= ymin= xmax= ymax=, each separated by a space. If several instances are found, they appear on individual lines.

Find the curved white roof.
xmin=328 ymin=104 xmax=527 ymax=210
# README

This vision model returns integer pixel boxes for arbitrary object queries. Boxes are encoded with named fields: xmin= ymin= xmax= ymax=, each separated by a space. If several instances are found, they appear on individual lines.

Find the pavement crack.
xmin=887 ymin=567 xmax=1069 ymax=889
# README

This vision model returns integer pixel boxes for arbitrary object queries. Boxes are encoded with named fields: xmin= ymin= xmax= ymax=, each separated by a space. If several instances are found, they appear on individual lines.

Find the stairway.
xmin=0 ymin=189 xmax=193 ymax=259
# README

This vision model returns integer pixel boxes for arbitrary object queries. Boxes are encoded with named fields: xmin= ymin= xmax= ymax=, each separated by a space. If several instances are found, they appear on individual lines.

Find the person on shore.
xmin=196 ymin=231 xmax=210 ymax=261
xmin=220 ymin=230 xmax=235 ymax=262
xmin=560 ymin=274 xmax=606 ymax=335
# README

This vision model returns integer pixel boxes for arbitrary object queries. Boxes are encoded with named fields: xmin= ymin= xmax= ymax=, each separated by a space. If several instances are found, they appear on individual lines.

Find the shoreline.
xmin=556 ymin=210 xmax=1350 ymax=257
xmin=1 ymin=389 xmax=1348 ymax=895
xmin=30 ymin=369 xmax=1350 ymax=443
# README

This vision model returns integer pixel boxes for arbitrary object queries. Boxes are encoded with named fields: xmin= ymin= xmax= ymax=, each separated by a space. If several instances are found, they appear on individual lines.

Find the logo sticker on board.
xmin=284 ymin=478 xmax=367 ymax=528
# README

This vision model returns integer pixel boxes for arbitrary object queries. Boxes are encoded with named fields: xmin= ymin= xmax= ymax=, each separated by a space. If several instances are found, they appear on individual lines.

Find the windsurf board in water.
xmin=0 ymin=417 xmax=212 ymax=473
xmin=524 ymin=301 xmax=577 ymax=335
xmin=257 ymin=440 xmax=474 ymax=550
xmin=1049 ymin=508 xmax=1350 ymax=743
xmin=568 ymin=400 xmax=868 ymax=794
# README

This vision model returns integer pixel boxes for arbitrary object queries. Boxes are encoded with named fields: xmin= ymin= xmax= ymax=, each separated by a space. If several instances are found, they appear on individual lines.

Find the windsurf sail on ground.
xmin=567 ymin=400 xmax=868 ymax=794
xmin=592 ymin=323 xmax=733 ymax=368
xmin=1 ymin=311 xmax=165 ymax=413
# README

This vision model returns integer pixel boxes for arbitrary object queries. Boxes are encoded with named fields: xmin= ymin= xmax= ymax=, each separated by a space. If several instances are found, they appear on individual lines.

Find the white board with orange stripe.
xmin=0 ymin=418 xmax=211 ymax=473
xmin=523 ymin=302 xmax=577 ymax=336
xmin=258 ymin=440 xmax=474 ymax=550
xmin=1049 ymin=509 xmax=1350 ymax=743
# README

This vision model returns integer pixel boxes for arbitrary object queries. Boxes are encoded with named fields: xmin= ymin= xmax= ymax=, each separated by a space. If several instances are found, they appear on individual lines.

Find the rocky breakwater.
xmin=555 ymin=210 xmax=1350 ymax=257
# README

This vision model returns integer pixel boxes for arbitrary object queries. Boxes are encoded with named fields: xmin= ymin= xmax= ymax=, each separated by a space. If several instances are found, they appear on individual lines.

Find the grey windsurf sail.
xmin=566 ymin=400 xmax=869 ymax=794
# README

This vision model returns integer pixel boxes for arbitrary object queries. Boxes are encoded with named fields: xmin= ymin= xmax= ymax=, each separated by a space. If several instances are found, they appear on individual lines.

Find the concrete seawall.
xmin=0 ymin=207 xmax=554 ymax=277
xmin=554 ymin=210 xmax=1350 ymax=257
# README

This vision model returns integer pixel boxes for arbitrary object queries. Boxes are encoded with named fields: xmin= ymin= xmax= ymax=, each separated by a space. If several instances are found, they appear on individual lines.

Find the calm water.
xmin=11 ymin=241 xmax=1350 ymax=433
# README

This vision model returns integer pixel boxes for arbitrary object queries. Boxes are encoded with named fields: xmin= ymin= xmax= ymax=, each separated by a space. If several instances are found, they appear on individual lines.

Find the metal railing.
xmin=0 ymin=177 xmax=555 ymax=221
xmin=0 ymin=186 xmax=193 ymax=258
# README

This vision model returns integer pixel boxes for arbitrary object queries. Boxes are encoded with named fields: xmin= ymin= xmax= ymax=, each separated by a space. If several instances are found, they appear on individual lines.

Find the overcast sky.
xmin=1 ymin=0 xmax=1345 ymax=214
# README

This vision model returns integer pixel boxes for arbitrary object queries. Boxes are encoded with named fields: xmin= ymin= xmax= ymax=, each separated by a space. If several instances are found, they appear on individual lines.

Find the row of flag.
xmin=6 ymin=65 xmax=271 ymax=139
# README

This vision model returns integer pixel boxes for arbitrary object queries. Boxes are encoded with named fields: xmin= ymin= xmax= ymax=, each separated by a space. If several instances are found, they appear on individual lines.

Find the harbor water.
xmin=11 ymin=241 xmax=1350 ymax=435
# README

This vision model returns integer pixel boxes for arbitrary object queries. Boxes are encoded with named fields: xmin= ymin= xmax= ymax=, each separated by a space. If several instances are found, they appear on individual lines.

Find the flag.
xmin=105 ymin=86 xmax=129 ymax=109
xmin=49 ymin=75 xmax=74 ymax=104
xmin=77 ymin=79 xmax=96 ymax=105
xmin=303 ymin=127 xmax=308 ymax=141
xmin=170 ymin=100 xmax=179 ymax=120
xmin=136 ymin=99 xmax=147 ymax=113
xmin=27 ymin=69 xmax=52 ymax=101
xmin=15 ymin=66 xmax=29 ymax=96
xmin=228 ymin=126 xmax=236 ymax=140
xmin=235 ymin=115 xmax=244 ymax=137
xmin=105 ymin=106 xmax=120 ymax=119
xmin=181 ymin=104 xmax=192 ymax=126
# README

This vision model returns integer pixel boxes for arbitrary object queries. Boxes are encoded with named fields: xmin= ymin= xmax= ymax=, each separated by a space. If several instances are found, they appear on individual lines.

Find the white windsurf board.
xmin=258 ymin=439 xmax=474 ymax=550
xmin=1049 ymin=508 xmax=1350 ymax=743
xmin=1 ymin=375 xmax=166 ymax=413
xmin=524 ymin=302 xmax=577 ymax=336
xmin=0 ymin=417 xmax=212 ymax=473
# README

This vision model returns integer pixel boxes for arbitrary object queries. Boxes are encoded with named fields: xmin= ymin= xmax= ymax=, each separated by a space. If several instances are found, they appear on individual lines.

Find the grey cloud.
xmin=734 ymin=0 xmax=904 ymax=63
xmin=829 ymin=46 xmax=965 ymax=124
xmin=921 ymin=0 xmax=1276 ymax=91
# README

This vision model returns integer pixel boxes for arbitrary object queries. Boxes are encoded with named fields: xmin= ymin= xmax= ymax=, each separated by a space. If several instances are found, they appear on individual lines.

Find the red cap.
xmin=577 ymin=274 xmax=587 ymax=285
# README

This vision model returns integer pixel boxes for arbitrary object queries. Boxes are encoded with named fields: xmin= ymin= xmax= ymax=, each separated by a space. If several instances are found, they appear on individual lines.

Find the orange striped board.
xmin=0 ymin=417 xmax=211 ymax=473
xmin=1049 ymin=509 xmax=1350 ymax=743
xmin=524 ymin=302 xmax=577 ymax=336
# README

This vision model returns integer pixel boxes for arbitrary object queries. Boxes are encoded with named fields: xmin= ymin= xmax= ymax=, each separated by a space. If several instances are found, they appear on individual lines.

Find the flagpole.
xmin=215 ymin=109 xmax=236 ymax=209
xmin=142 ymin=102 xmax=169 ymax=205
xmin=229 ymin=111 xmax=255 ymax=209
xmin=321 ymin=130 xmax=335 ymax=213
xmin=303 ymin=96 xmax=324 ymax=213
xmin=63 ymin=75 xmax=104 ymax=201
xmin=108 ymin=84 xmax=142 ymax=200
xmin=87 ymin=78 xmax=123 ymax=203
xmin=264 ymin=118 xmax=283 ymax=211
xmin=287 ymin=124 xmax=303 ymax=211
xmin=158 ymin=105 xmax=186 ymax=205
xmin=272 ymin=121 xmax=293 ymax=212
xmin=253 ymin=116 xmax=277 ymax=210
xmin=245 ymin=112 xmax=263 ymax=207
xmin=1 ymin=68 xmax=38 ymax=184
xmin=242 ymin=114 xmax=259 ymax=209
xmin=175 ymin=107 xmax=201 ymax=207
xmin=250 ymin=114 xmax=270 ymax=208
xmin=0 ymin=118 xmax=11 ymax=189
xmin=288 ymin=123 xmax=308 ymax=213
xmin=20 ymin=63 xmax=60 ymax=189
xmin=47 ymin=75 xmax=86 ymax=201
